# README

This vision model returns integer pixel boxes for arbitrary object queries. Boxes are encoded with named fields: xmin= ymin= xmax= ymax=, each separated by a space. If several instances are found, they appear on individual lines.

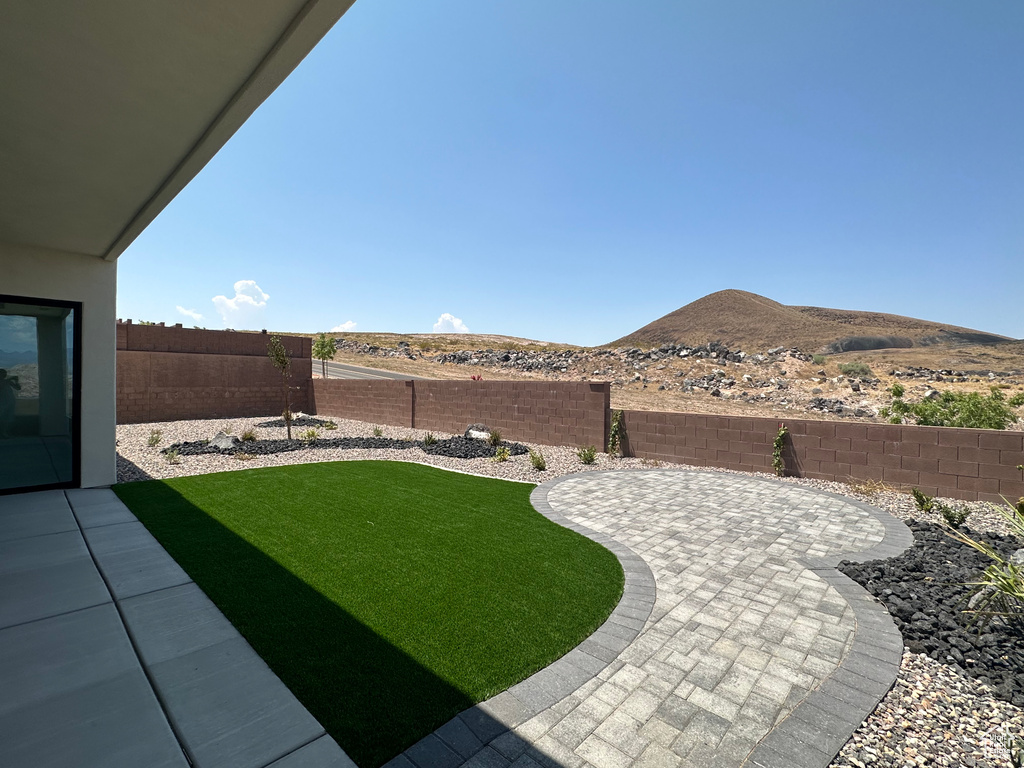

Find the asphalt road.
xmin=315 ymin=360 xmax=426 ymax=381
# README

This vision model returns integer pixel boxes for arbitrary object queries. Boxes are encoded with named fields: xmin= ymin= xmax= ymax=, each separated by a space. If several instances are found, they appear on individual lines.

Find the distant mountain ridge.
xmin=609 ymin=290 xmax=1015 ymax=353
xmin=0 ymin=349 xmax=37 ymax=369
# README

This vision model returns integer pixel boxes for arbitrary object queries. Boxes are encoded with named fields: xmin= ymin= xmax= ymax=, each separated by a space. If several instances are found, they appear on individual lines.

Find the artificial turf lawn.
xmin=113 ymin=461 xmax=623 ymax=767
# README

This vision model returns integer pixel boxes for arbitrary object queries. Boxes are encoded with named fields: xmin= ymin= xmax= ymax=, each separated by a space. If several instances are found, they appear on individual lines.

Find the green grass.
xmin=113 ymin=461 xmax=623 ymax=767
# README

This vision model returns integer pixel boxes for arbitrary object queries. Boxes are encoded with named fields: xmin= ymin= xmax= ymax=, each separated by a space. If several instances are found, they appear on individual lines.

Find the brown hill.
xmin=609 ymin=289 xmax=1015 ymax=353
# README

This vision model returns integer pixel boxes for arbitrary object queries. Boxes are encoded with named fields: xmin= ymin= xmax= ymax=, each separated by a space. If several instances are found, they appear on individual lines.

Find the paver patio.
xmin=392 ymin=469 xmax=912 ymax=768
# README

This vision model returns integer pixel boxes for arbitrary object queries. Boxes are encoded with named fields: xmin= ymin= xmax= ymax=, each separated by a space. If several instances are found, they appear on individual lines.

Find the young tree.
xmin=267 ymin=334 xmax=293 ymax=439
xmin=312 ymin=333 xmax=337 ymax=379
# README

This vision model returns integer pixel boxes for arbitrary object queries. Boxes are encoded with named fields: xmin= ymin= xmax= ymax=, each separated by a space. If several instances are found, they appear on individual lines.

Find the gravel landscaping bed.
xmin=116 ymin=415 xmax=1023 ymax=768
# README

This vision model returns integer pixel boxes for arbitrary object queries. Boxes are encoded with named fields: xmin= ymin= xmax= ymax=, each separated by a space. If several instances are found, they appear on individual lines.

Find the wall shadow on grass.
xmin=114 ymin=480 xmax=577 ymax=768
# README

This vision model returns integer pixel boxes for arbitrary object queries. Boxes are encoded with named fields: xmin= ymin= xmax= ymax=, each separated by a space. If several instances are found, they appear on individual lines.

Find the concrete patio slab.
xmin=82 ymin=520 xmax=192 ymax=599
xmin=0 ymin=488 xmax=351 ymax=768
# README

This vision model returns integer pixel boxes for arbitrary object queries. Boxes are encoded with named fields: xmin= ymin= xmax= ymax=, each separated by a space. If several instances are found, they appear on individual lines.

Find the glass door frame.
xmin=0 ymin=293 xmax=82 ymax=495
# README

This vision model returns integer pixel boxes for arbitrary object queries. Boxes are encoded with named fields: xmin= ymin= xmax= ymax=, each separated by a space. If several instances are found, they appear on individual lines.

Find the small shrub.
xmin=323 ymin=420 xmax=337 ymax=431
xmin=235 ymin=452 xmax=254 ymax=461
xmin=889 ymin=382 xmax=905 ymax=398
xmin=165 ymin=449 xmax=181 ymax=465
xmin=838 ymin=362 xmax=873 ymax=378
xmin=938 ymin=502 xmax=970 ymax=528
xmin=529 ymin=449 xmax=546 ymax=471
xmin=423 ymin=432 xmax=438 ymax=446
xmin=772 ymin=424 xmax=788 ymax=477
xmin=223 ymin=422 xmax=235 ymax=435
xmin=1009 ymin=392 xmax=1024 ymax=407
xmin=608 ymin=409 xmax=624 ymax=457
xmin=492 ymin=446 xmax=511 ymax=463
xmin=812 ymin=354 xmax=827 ymax=366
xmin=372 ymin=426 xmax=383 ymax=437
xmin=300 ymin=428 xmax=319 ymax=443
xmin=488 ymin=429 xmax=503 ymax=447
xmin=577 ymin=445 xmax=597 ymax=465
xmin=147 ymin=429 xmax=162 ymax=447
xmin=910 ymin=488 xmax=935 ymax=512
xmin=241 ymin=427 xmax=258 ymax=442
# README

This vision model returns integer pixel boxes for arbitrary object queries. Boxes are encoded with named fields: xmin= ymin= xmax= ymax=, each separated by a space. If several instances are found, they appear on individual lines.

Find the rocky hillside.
xmin=610 ymin=289 xmax=1015 ymax=353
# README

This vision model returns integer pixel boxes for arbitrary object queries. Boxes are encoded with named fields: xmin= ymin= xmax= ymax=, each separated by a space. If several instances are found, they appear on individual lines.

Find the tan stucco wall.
xmin=2 ymin=242 xmax=116 ymax=487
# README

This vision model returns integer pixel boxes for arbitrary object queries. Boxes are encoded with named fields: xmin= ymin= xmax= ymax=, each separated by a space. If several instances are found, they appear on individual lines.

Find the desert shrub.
xmin=529 ymin=449 xmax=546 ymax=471
xmin=165 ymin=449 xmax=181 ymax=465
xmin=938 ymin=502 xmax=970 ymax=528
xmin=323 ymin=421 xmax=338 ymax=431
xmin=881 ymin=388 xmax=1018 ymax=430
xmin=423 ymin=432 xmax=438 ymax=446
xmin=838 ymin=362 xmax=873 ymax=378
xmin=608 ymin=409 xmax=624 ymax=457
xmin=241 ymin=427 xmax=258 ymax=442
xmin=577 ymin=445 xmax=597 ymax=465
xmin=910 ymin=488 xmax=935 ymax=512
xmin=488 ymin=429 xmax=503 ymax=447
xmin=812 ymin=354 xmax=827 ymax=366
xmin=772 ymin=424 xmax=788 ymax=477
xmin=147 ymin=429 xmax=162 ymax=447
xmin=234 ymin=452 xmax=253 ymax=461
xmin=1009 ymin=392 xmax=1024 ymax=407
xmin=300 ymin=429 xmax=318 ymax=443
xmin=948 ymin=497 xmax=1024 ymax=629
xmin=372 ymin=426 xmax=383 ymax=437
xmin=492 ymin=446 xmax=510 ymax=463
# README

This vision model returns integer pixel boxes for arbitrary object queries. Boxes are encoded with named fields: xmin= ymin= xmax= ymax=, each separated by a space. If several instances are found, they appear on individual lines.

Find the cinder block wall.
xmin=619 ymin=410 xmax=1024 ymax=504
xmin=116 ymin=324 xmax=311 ymax=424
xmin=311 ymin=380 xmax=610 ymax=448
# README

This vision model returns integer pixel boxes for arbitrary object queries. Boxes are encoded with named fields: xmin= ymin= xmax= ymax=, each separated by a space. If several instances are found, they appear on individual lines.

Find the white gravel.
xmin=115 ymin=415 xmax=1023 ymax=768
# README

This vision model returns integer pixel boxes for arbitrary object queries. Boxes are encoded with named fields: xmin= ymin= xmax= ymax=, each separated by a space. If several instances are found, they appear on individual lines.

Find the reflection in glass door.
xmin=0 ymin=296 xmax=80 ymax=492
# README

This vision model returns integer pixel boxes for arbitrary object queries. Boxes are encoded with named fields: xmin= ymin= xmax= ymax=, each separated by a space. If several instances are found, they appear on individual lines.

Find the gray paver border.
xmin=395 ymin=475 xmax=658 ymax=768
xmin=524 ymin=467 xmax=913 ymax=768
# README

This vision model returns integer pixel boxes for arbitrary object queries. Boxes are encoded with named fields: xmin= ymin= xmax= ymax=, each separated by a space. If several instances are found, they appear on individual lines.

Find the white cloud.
xmin=212 ymin=280 xmax=269 ymax=328
xmin=433 ymin=313 xmax=470 ymax=333
xmin=176 ymin=306 xmax=203 ymax=321
xmin=331 ymin=321 xmax=357 ymax=332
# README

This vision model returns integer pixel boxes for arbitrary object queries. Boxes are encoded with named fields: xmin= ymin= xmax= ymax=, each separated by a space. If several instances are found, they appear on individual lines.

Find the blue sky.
xmin=118 ymin=1 xmax=1023 ymax=346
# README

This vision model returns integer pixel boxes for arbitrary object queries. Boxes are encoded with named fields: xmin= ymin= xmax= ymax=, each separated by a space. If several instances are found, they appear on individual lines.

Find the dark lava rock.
xmin=839 ymin=519 xmax=1024 ymax=706
xmin=162 ymin=435 xmax=529 ymax=461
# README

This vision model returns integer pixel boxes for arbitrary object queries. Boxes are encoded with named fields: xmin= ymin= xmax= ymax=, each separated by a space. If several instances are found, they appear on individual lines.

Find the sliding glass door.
xmin=0 ymin=295 xmax=81 ymax=493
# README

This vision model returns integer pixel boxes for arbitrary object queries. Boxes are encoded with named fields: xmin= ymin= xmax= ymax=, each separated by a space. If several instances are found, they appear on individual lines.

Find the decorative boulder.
xmin=464 ymin=423 xmax=491 ymax=441
xmin=209 ymin=430 xmax=238 ymax=451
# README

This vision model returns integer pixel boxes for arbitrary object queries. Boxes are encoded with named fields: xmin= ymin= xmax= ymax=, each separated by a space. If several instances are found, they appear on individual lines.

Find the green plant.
xmin=608 ymin=409 xmax=624 ymax=457
xmin=323 ymin=420 xmax=337 ymax=431
xmin=811 ymin=354 xmax=827 ymax=366
xmin=889 ymin=382 xmax=905 ymax=398
xmin=165 ymin=449 xmax=181 ymax=465
xmin=772 ymin=424 xmax=788 ymax=477
xmin=312 ymin=333 xmax=338 ymax=378
xmin=241 ymin=427 xmax=258 ymax=442
xmin=372 ymin=426 xmax=383 ymax=437
xmin=487 ymin=429 xmax=503 ymax=447
xmin=492 ymin=446 xmax=511 ymax=463
xmin=267 ymin=335 xmax=293 ymax=439
xmin=423 ymin=432 xmax=438 ymax=446
xmin=300 ymin=428 xmax=319 ymax=443
xmin=837 ymin=362 xmax=873 ymax=378
xmin=1008 ymin=392 xmax=1024 ymax=407
xmin=577 ymin=445 xmax=597 ymax=465
xmin=910 ymin=488 xmax=935 ymax=512
xmin=147 ymin=429 xmax=162 ymax=447
xmin=938 ymin=501 xmax=970 ymax=528
xmin=529 ymin=449 xmax=546 ymax=471
xmin=881 ymin=387 xmax=1018 ymax=430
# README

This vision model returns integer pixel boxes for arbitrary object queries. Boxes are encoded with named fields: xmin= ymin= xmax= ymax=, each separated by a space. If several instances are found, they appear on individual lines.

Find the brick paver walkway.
xmin=388 ymin=469 xmax=913 ymax=768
